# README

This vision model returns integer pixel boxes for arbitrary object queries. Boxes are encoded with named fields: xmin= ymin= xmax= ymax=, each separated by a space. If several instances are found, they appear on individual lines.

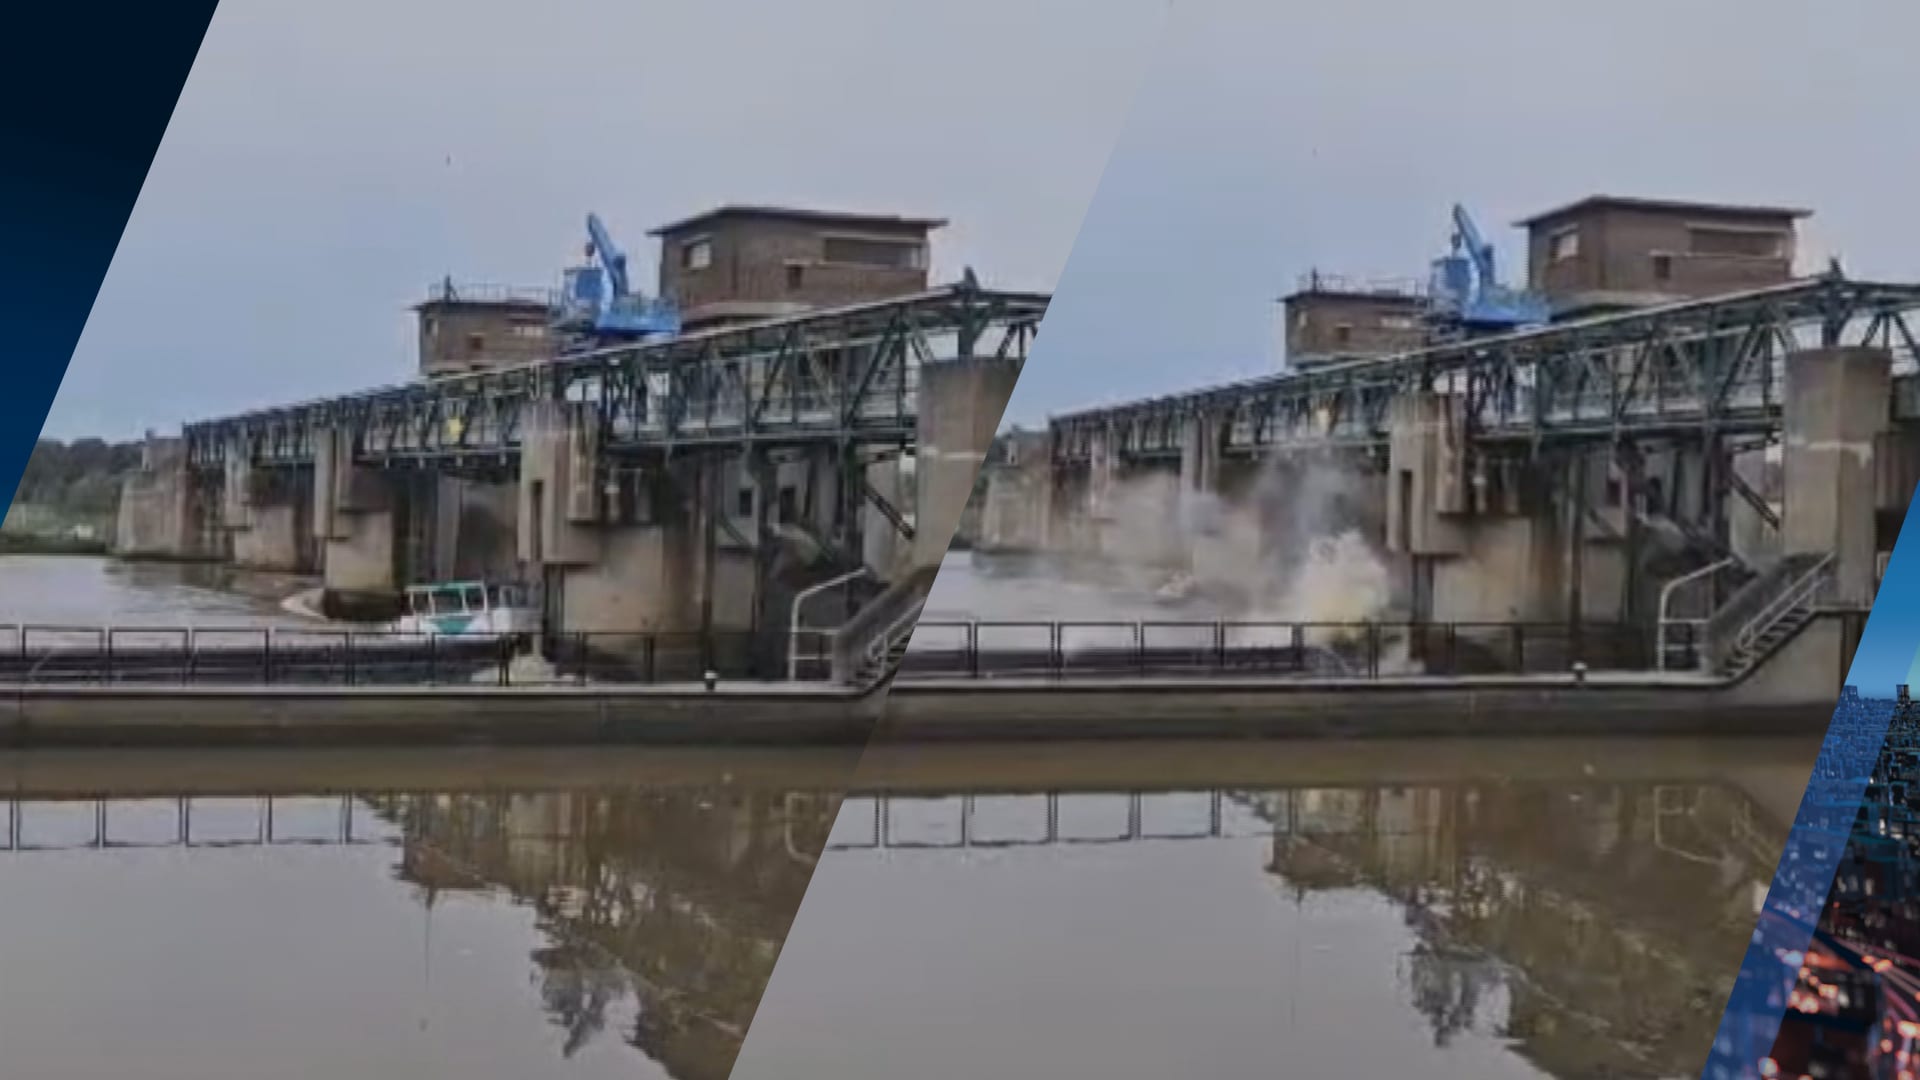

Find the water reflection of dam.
xmin=1 ymin=795 xmax=390 ymax=850
xmin=1257 ymin=782 xmax=1778 ymax=1078
xmin=0 ymin=740 xmax=1807 ymax=1080
xmin=0 ymin=786 xmax=823 ymax=1080
xmin=383 ymin=788 xmax=827 ymax=1080
xmin=829 ymin=781 xmax=1780 ymax=1078
xmin=0 ymin=781 xmax=1783 ymax=863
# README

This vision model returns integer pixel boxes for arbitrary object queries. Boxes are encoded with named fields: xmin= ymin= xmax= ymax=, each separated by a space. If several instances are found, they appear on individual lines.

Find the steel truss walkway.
xmin=185 ymin=281 xmax=1048 ymax=470
xmin=1051 ymin=275 xmax=1920 ymax=466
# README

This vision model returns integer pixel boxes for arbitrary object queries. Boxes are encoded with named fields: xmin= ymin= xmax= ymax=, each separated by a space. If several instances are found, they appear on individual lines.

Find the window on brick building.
xmin=822 ymin=235 xmax=924 ymax=269
xmin=1548 ymin=227 xmax=1580 ymax=262
xmin=1687 ymin=226 xmax=1786 ymax=259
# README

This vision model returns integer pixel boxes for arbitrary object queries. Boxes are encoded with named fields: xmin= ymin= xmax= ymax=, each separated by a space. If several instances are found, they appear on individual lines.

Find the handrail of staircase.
xmin=1703 ymin=555 xmax=1806 ymax=672
xmin=1731 ymin=552 xmax=1835 ymax=659
xmin=787 ymin=568 xmax=872 ymax=681
xmin=829 ymin=565 xmax=938 ymax=686
xmin=1656 ymin=558 xmax=1736 ymax=672
xmin=866 ymin=598 xmax=925 ymax=674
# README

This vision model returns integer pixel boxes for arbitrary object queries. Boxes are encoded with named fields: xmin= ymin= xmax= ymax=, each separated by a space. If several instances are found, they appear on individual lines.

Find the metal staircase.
xmin=1656 ymin=551 xmax=1834 ymax=677
xmin=824 ymin=565 xmax=938 ymax=688
xmin=1715 ymin=552 xmax=1833 ymax=678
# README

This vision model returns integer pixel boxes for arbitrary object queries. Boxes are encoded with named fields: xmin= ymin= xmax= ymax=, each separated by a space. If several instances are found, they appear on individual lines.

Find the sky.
xmin=45 ymin=0 xmax=1166 ymax=440
xmin=57 ymin=0 xmax=1920 ymax=440
xmin=998 ymin=0 xmax=1920 ymax=426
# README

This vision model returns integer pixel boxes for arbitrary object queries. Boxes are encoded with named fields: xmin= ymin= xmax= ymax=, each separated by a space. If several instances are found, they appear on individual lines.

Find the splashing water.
xmin=1270 ymin=530 xmax=1394 ymax=625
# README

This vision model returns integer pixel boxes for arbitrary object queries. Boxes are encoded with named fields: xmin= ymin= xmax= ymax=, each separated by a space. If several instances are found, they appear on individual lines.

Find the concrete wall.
xmin=516 ymin=401 xmax=601 ymax=569
xmin=218 ymin=462 xmax=316 ymax=573
xmin=559 ymin=526 xmax=682 ymax=632
xmin=440 ymin=477 xmax=519 ymax=581
xmin=1385 ymin=393 xmax=1469 ymax=560
xmin=323 ymin=509 xmax=398 ymax=597
xmin=553 ymin=511 xmax=757 ymax=635
xmin=115 ymin=469 xmax=198 ymax=558
xmin=1784 ymin=346 xmax=1892 ymax=606
xmin=863 ymin=458 xmax=910 ymax=575
xmin=114 ymin=437 xmax=237 ymax=562
xmin=913 ymin=357 xmax=1021 ymax=569
xmin=313 ymin=429 xmax=401 ymax=613
xmin=1386 ymin=393 xmax=1628 ymax=624
xmin=978 ymin=460 xmax=1050 ymax=552
xmin=1425 ymin=515 xmax=1625 ymax=624
xmin=1728 ymin=447 xmax=1783 ymax=567
xmin=115 ymin=437 xmax=196 ymax=558
xmin=231 ymin=502 xmax=306 ymax=572
xmin=512 ymin=401 xmax=771 ymax=638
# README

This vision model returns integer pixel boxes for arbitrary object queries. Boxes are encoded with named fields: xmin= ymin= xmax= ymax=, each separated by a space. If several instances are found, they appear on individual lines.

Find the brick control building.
xmin=1280 ymin=273 xmax=1430 ymax=369
xmin=650 ymin=206 xmax=945 ymax=331
xmin=1517 ymin=196 xmax=1807 ymax=317
xmin=414 ymin=281 xmax=556 ymax=377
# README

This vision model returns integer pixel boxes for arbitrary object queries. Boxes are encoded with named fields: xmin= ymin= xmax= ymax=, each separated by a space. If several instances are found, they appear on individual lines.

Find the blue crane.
xmin=1426 ymin=203 xmax=1549 ymax=338
xmin=555 ymin=212 xmax=681 ymax=347
xmin=587 ymin=212 xmax=632 ymax=299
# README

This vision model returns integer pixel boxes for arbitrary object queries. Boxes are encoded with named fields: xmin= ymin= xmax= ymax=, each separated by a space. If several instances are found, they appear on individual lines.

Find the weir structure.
xmin=977 ymin=271 xmax=1920 ymax=697
xmin=117 ymin=279 xmax=1043 ymax=679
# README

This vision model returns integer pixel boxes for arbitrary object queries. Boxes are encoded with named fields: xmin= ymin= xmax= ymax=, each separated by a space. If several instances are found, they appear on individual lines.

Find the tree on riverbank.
xmin=4 ymin=438 xmax=142 ymax=542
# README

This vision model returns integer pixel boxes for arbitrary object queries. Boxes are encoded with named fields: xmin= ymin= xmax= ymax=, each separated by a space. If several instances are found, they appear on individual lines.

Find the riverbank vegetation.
xmin=4 ymin=438 xmax=142 ymax=552
xmin=0 ymin=531 xmax=108 ymax=555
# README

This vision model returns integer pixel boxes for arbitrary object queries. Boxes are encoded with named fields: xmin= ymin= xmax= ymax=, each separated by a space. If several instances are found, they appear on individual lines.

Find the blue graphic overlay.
xmin=0 ymin=5 xmax=219 ymax=507
xmin=1704 ymin=504 xmax=1920 ymax=1078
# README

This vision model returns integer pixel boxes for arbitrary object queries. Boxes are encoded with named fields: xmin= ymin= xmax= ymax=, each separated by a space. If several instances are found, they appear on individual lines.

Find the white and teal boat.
xmin=390 ymin=581 xmax=539 ymax=638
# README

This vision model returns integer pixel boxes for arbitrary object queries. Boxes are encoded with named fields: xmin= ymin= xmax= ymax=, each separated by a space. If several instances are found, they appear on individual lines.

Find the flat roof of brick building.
xmin=649 ymin=204 xmax=948 ymax=237
xmin=1515 ymin=195 xmax=1811 ymax=227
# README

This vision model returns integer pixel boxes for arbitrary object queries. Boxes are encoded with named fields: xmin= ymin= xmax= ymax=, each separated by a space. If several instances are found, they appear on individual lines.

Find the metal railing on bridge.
xmin=423 ymin=281 xmax=559 ymax=307
xmin=0 ymin=619 xmax=1669 ymax=687
xmin=0 ymin=626 xmax=836 ymax=688
xmin=897 ymin=619 xmax=1653 ymax=681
